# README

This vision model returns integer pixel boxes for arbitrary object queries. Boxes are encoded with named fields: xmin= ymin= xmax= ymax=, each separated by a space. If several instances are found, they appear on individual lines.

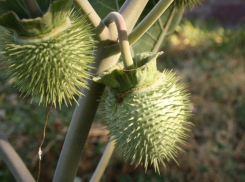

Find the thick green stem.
xmin=22 ymin=0 xmax=43 ymax=18
xmin=89 ymin=138 xmax=115 ymax=182
xmin=0 ymin=128 xmax=35 ymax=182
xmin=104 ymin=12 xmax=134 ymax=69
xmin=152 ymin=6 xmax=176 ymax=53
xmin=73 ymin=0 xmax=111 ymax=41
xmin=52 ymin=83 xmax=105 ymax=182
xmin=52 ymin=43 xmax=113 ymax=182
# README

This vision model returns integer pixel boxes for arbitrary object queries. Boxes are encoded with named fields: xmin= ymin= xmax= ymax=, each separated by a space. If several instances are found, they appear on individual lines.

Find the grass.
xmin=0 ymin=18 xmax=245 ymax=182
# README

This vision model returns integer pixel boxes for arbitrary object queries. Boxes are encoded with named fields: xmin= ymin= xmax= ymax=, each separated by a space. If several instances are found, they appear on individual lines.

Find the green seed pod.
xmin=94 ymin=52 xmax=192 ymax=173
xmin=0 ymin=0 xmax=95 ymax=108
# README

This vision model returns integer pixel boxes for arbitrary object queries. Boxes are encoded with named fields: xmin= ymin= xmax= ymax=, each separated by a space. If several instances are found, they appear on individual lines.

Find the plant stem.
xmin=119 ymin=0 xmax=150 ymax=32
xmin=73 ymin=0 xmax=111 ymax=41
xmin=104 ymin=12 xmax=134 ymax=69
xmin=96 ymin=0 xmax=149 ymax=73
xmin=106 ymin=0 xmax=174 ymax=55
xmin=0 ymin=128 xmax=35 ymax=182
xmin=52 ymin=44 xmax=112 ymax=182
xmin=129 ymin=0 xmax=174 ymax=45
xmin=22 ymin=0 xmax=43 ymax=18
xmin=152 ymin=6 xmax=176 ymax=53
xmin=53 ymin=1 xmax=149 ymax=181
xmin=89 ymin=138 xmax=115 ymax=182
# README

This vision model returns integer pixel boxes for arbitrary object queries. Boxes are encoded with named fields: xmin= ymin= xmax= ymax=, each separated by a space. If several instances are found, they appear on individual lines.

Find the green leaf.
xmin=87 ymin=1 xmax=184 ymax=55
xmin=0 ymin=0 xmax=29 ymax=19
xmin=0 ymin=0 xmax=58 ymax=19
xmin=87 ymin=0 xmax=161 ymax=24
xmin=88 ymin=0 xmax=125 ymax=19
xmin=131 ymin=5 xmax=184 ymax=55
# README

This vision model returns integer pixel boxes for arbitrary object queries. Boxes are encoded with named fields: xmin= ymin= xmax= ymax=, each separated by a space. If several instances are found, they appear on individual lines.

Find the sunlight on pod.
xmin=0 ymin=11 xmax=96 ymax=108
xmin=94 ymin=52 xmax=192 ymax=173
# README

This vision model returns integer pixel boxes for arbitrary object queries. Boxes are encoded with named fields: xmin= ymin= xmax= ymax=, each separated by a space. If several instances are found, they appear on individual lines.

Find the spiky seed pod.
xmin=0 ymin=10 xmax=95 ymax=107
xmin=93 ymin=52 xmax=192 ymax=173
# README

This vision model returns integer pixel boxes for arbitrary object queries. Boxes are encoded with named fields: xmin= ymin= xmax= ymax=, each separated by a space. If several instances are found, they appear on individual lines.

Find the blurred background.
xmin=0 ymin=0 xmax=245 ymax=181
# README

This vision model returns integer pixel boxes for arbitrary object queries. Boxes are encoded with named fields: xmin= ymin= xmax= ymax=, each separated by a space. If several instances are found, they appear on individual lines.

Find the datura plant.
xmin=0 ymin=0 xmax=201 ymax=182
xmin=0 ymin=0 xmax=95 ymax=108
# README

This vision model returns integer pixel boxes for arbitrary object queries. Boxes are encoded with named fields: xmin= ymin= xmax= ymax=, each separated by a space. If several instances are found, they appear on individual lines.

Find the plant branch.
xmin=105 ymin=0 xmax=174 ymax=55
xmin=129 ymin=0 xmax=174 ymax=46
xmin=104 ymin=12 xmax=134 ymax=69
xmin=152 ymin=6 xmax=176 ymax=53
xmin=119 ymin=0 xmax=149 ymax=32
xmin=52 ymin=41 xmax=121 ymax=182
xmin=96 ymin=0 xmax=149 ymax=73
xmin=21 ymin=0 xmax=43 ymax=18
xmin=73 ymin=0 xmax=111 ymax=41
xmin=89 ymin=138 xmax=115 ymax=182
xmin=0 ymin=128 xmax=35 ymax=182
xmin=53 ymin=1 xmax=151 ymax=181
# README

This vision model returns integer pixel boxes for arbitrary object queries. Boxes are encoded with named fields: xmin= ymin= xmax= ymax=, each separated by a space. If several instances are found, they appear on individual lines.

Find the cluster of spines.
xmin=0 ymin=11 xmax=95 ymax=108
xmin=100 ymin=70 xmax=192 ymax=173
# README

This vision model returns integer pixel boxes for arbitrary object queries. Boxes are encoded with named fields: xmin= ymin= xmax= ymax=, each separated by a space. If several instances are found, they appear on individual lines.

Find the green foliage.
xmin=1 ymin=12 xmax=245 ymax=182
xmin=132 ymin=6 xmax=184 ymax=55
xmin=0 ymin=0 xmax=62 ymax=18
xmin=87 ymin=1 xmax=186 ymax=55
xmin=0 ymin=0 xmax=72 ymax=37
xmin=88 ymin=0 xmax=124 ymax=18
xmin=88 ymin=0 xmax=171 ymax=23
xmin=2 ymin=0 xmax=244 ymax=182
xmin=0 ymin=0 xmax=29 ymax=18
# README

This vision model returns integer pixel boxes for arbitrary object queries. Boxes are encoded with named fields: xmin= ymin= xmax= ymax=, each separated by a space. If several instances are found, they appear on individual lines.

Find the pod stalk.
xmin=104 ymin=12 xmax=134 ymax=69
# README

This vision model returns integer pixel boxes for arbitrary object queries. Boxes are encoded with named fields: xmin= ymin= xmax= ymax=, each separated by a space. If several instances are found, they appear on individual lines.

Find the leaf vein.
xmin=97 ymin=0 xmax=116 ymax=11
xmin=146 ymin=32 xmax=157 ymax=41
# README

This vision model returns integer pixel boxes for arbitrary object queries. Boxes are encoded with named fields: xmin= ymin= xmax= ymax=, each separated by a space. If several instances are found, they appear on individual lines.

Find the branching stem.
xmin=104 ymin=12 xmax=134 ymax=69
xmin=53 ymin=1 xmax=151 ymax=181
xmin=119 ymin=0 xmax=149 ymax=32
xmin=129 ymin=0 xmax=174 ymax=44
xmin=106 ymin=0 xmax=174 ymax=54
xmin=152 ymin=6 xmax=176 ymax=53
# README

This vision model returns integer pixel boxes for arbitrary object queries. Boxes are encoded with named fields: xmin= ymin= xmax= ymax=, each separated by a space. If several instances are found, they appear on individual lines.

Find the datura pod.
xmin=93 ymin=52 xmax=192 ymax=173
xmin=0 ymin=0 xmax=95 ymax=108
